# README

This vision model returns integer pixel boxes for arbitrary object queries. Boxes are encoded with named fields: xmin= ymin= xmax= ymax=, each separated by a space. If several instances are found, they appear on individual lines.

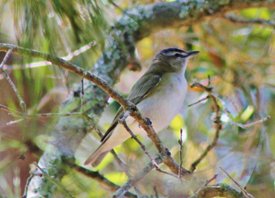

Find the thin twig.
xmin=153 ymin=186 xmax=159 ymax=198
xmin=190 ymin=79 xmax=222 ymax=172
xmin=73 ymin=165 xmax=118 ymax=190
xmin=68 ymin=162 xmax=137 ymax=198
xmin=225 ymin=14 xmax=275 ymax=27
xmin=0 ymin=49 xmax=26 ymax=112
xmin=178 ymin=129 xmax=183 ymax=177
xmin=115 ymin=154 xmax=177 ymax=198
xmin=0 ymin=104 xmax=83 ymax=118
xmin=0 ymin=49 xmax=12 ymax=69
xmin=22 ymin=139 xmax=136 ymax=198
xmin=3 ymin=41 xmax=96 ymax=70
xmin=114 ymin=156 xmax=163 ymax=198
xmin=0 ymin=104 xmax=86 ymax=126
xmin=0 ymin=104 xmax=21 ymax=115
xmin=0 ymin=43 xmax=189 ymax=177
xmin=63 ymin=41 xmax=96 ymax=61
xmin=204 ymin=174 xmax=218 ymax=186
xmin=188 ymin=96 xmax=209 ymax=107
xmin=5 ymin=119 xmax=24 ymax=126
xmin=121 ymin=120 xmax=159 ymax=168
xmin=220 ymin=167 xmax=254 ymax=198
xmin=121 ymin=119 xmax=178 ymax=178
xmin=229 ymin=115 xmax=271 ymax=129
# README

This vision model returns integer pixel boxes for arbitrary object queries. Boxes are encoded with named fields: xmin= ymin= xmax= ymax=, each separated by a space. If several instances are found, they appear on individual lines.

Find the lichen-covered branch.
xmin=0 ymin=0 xmax=274 ymax=197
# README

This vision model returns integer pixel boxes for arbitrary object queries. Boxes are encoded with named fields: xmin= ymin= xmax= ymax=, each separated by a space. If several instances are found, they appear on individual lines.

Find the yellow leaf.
xmin=240 ymin=105 xmax=254 ymax=122
xmin=137 ymin=37 xmax=153 ymax=59
xmin=170 ymin=114 xmax=185 ymax=132
xmin=104 ymin=172 xmax=128 ymax=185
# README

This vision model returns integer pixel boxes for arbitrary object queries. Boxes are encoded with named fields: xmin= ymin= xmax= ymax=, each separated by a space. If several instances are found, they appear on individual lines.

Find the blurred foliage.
xmin=0 ymin=0 xmax=275 ymax=197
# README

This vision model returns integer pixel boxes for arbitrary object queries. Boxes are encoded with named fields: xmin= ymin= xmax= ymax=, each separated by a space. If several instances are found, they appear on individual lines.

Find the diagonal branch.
xmin=224 ymin=14 xmax=275 ymax=27
xmin=0 ymin=43 xmax=189 ymax=176
xmin=69 ymin=162 xmax=137 ymax=198
xmin=0 ymin=49 xmax=26 ymax=111
xmin=21 ymin=139 xmax=137 ymax=198
xmin=121 ymin=120 xmax=158 ymax=167
xmin=114 ymin=156 xmax=163 ymax=198
xmin=2 ymin=41 xmax=96 ymax=70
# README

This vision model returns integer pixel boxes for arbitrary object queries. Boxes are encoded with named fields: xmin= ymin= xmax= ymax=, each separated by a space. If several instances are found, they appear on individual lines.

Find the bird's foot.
xmin=145 ymin=117 xmax=152 ymax=126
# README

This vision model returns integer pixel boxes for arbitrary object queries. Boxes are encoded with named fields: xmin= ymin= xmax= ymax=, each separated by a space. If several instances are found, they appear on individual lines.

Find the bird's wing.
xmin=100 ymin=73 xmax=162 ymax=143
xmin=127 ymin=72 xmax=162 ymax=104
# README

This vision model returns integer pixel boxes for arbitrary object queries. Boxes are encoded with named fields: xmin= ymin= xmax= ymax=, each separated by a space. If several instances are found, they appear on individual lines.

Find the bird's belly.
xmin=136 ymin=75 xmax=187 ymax=134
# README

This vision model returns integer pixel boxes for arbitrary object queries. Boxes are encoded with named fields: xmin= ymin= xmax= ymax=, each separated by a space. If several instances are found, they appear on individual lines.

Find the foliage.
xmin=0 ymin=0 xmax=274 ymax=197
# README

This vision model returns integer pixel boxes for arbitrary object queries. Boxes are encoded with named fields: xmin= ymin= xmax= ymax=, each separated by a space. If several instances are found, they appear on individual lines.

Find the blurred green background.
xmin=0 ymin=0 xmax=274 ymax=197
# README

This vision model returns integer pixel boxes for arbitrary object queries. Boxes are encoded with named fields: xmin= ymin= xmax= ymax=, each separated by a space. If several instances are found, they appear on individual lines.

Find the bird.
xmin=84 ymin=47 xmax=199 ymax=166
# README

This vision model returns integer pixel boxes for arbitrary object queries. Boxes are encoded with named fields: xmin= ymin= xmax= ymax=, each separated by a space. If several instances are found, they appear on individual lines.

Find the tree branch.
xmin=1 ymin=0 xmax=274 ymax=196
xmin=224 ymin=14 xmax=275 ymax=27
xmin=0 ymin=43 xmax=189 ymax=177
xmin=121 ymin=120 xmax=158 ymax=167
xmin=189 ymin=80 xmax=222 ymax=172
xmin=114 ymin=156 xmax=163 ymax=198
xmin=0 ymin=49 xmax=26 ymax=111
xmin=69 ymin=162 xmax=137 ymax=198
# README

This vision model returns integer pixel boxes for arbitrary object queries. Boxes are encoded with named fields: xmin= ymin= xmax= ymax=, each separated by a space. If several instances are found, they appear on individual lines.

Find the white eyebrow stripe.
xmin=164 ymin=51 xmax=187 ymax=56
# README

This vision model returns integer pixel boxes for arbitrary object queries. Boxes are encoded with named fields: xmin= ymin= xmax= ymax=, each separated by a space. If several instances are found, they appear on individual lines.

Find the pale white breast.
xmin=96 ymin=70 xmax=187 ymax=153
xmin=136 ymin=70 xmax=187 ymax=134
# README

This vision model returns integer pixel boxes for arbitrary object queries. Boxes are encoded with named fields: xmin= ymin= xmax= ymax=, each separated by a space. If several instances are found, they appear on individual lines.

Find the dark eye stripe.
xmin=160 ymin=48 xmax=186 ymax=54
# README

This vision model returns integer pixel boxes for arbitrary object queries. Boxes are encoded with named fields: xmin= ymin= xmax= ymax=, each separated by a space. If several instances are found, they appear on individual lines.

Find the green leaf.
xmin=240 ymin=105 xmax=254 ymax=122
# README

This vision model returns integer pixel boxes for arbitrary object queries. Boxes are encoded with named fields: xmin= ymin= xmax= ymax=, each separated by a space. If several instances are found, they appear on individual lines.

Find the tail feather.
xmin=84 ymin=145 xmax=109 ymax=166
xmin=85 ymin=121 xmax=132 ymax=166
xmin=84 ymin=126 xmax=114 ymax=166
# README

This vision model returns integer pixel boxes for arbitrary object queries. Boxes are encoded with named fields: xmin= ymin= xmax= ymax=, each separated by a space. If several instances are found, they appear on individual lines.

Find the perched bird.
xmin=85 ymin=48 xmax=199 ymax=166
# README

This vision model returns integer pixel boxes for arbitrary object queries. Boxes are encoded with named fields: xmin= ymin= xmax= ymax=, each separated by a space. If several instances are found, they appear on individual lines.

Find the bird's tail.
xmin=84 ymin=122 xmax=132 ymax=166
xmin=84 ymin=144 xmax=109 ymax=167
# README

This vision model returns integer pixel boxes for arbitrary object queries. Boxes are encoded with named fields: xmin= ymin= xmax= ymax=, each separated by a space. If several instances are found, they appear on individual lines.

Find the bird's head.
xmin=153 ymin=48 xmax=199 ymax=72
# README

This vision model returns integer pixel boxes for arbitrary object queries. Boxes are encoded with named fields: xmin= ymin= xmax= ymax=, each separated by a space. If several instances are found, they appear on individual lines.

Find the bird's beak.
xmin=187 ymin=50 xmax=199 ymax=57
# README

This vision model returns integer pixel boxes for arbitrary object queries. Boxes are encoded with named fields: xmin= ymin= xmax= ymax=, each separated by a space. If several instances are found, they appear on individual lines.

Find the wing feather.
xmin=101 ymin=72 xmax=162 ymax=143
